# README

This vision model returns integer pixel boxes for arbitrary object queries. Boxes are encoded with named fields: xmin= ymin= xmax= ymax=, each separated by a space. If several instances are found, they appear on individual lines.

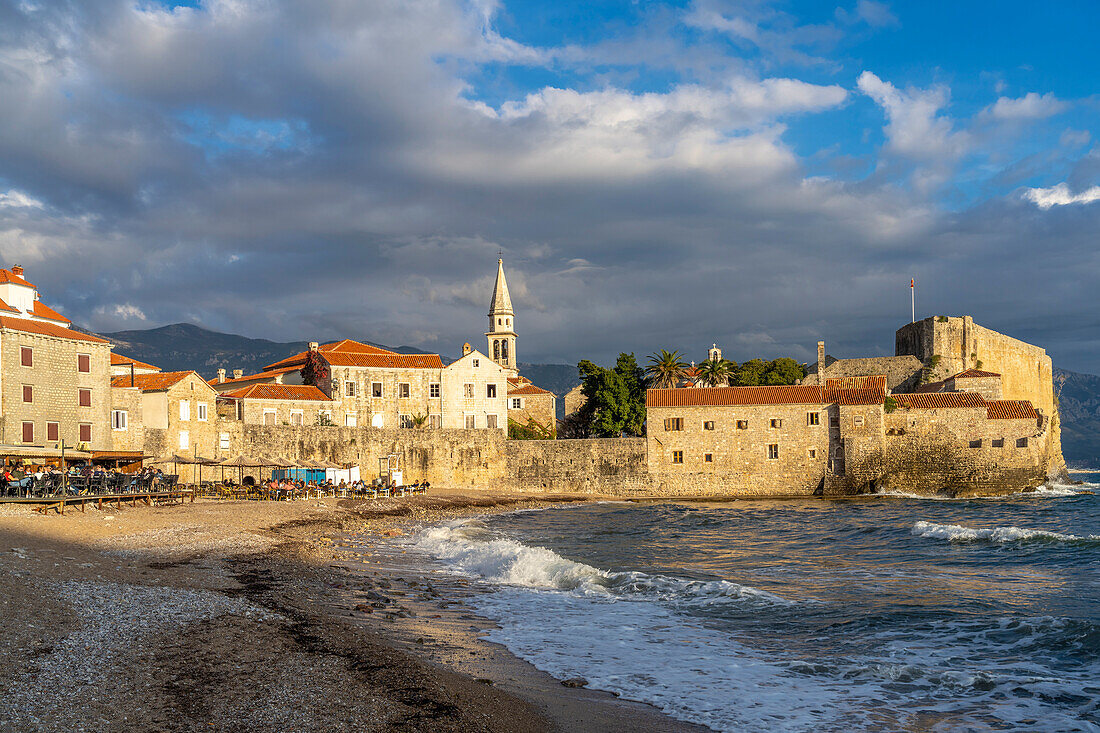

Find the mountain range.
xmin=88 ymin=323 xmax=1098 ymax=466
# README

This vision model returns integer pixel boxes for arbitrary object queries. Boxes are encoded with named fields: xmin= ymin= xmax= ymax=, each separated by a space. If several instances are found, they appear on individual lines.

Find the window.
xmin=111 ymin=410 xmax=128 ymax=430
xmin=263 ymin=410 xmax=276 ymax=426
xmin=179 ymin=400 xmax=190 ymax=421
xmin=77 ymin=353 xmax=91 ymax=373
xmin=487 ymin=414 xmax=498 ymax=429
xmin=807 ymin=412 xmax=820 ymax=426
xmin=664 ymin=417 xmax=684 ymax=431
xmin=79 ymin=423 xmax=91 ymax=443
xmin=179 ymin=430 xmax=189 ymax=450
xmin=47 ymin=422 xmax=59 ymax=442
xmin=704 ymin=453 xmax=713 ymax=463
xmin=808 ymin=448 xmax=817 ymax=459
xmin=429 ymin=415 xmax=441 ymax=429
xmin=220 ymin=432 xmax=230 ymax=450
xmin=399 ymin=414 xmax=413 ymax=429
xmin=372 ymin=382 xmax=383 ymax=398
xmin=770 ymin=418 xmax=782 ymax=429
xmin=465 ymin=414 xmax=476 ymax=429
xmin=511 ymin=397 xmax=523 ymax=409
xmin=346 ymin=381 xmax=356 ymax=397
xmin=487 ymin=383 xmax=497 ymax=398
xmin=22 ymin=385 xmax=32 ymax=403
xmin=429 ymin=383 xmax=440 ymax=398
xmin=345 ymin=414 xmax=357 ymax=427
xmin=767 ymin=444 xmax=779 ymax=460
xmin=992 ymin=438 xmax=1004 ymax=448
xmin=196 ymin=402 xmax=208 ymax=422
xmin=853 ymin=416 xmax=865 ymax=427
xmin=464 ymin=383 xmax=474 ymax=398
xmin=21 ymin=422 xmax=33 ymax=443
xmin=494 ymin=340 xmax=500 ymax=361
xmin=703 ymin=421 xmax=715 ymax=431
xmin=20 ymin=346 xmax=32 ymax=367
xmin=1016 ymin=437 xmax=1028 ymax=448
xmin=473 ymin=359 xmax=480 ymax=367
xmin=290 ymin=410 xmax=303 ymax=426
xmin=736 ymin=420 xmax=748 ymax=430
xmin=969 ymin=439 xmax=982 ymax=448
xmin=371 ymin=414 xmax=385 ymax=428
xmin=78 ymin=388 xmax=92 ymax=407
xmin=672 ymin=450 xmax=684 ymax=464
xmin=399 ymin=383 xmax=410 ymax=398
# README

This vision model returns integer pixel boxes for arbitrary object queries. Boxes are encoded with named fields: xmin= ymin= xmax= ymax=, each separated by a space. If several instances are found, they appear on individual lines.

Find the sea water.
xmin=410 ymin=483 xmax=1100 ymax=732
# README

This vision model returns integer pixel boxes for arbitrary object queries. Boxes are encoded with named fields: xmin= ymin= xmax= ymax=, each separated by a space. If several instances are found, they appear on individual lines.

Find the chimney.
xmin=817 ymin=341 xmax=825 ymax=383
xmin=308 ymin=342 xmax=319 ymax=351
xmin=216 ymin=368 xmax=226 ymax=383
xmin=233 ymin=369 xmax=243 ymax=379
xmin=462 ymin=342 xmax=472 ymax=356
xmin=11 ymin=265 xmax=23 ymax=278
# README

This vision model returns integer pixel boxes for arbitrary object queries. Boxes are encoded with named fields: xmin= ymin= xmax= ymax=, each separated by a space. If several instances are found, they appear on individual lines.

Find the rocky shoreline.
xmin=0 ymin=492 xmax=704 ymax=732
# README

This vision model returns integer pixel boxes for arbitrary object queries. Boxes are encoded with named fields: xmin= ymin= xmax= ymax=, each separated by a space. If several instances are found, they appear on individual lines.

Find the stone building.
xmin=0 ymin=266 xmax=113 ymax=451
xmin=486 ymin=259 xmax=518 ymax=375
xmin=216 ymin=383 xmax=337 ymax=427
xmin=507 ymin=376 xmax=556 ymax=437
xmin=440 ymin=345 xmax=508 ymax=429
xmin=804 ymin=340 xmax=923 ymax=392
xmin=110 ymin=353 xmax=161 ymax=377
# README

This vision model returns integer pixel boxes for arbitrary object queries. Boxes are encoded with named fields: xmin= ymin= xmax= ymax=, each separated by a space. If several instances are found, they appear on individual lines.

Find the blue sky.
xmin=1 ymin=0 xmax=1098 ymax=370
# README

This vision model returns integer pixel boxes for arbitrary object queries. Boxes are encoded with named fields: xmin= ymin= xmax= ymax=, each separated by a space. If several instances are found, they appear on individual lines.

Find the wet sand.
xmin=0 ymin=491 xmax=707 ymax=732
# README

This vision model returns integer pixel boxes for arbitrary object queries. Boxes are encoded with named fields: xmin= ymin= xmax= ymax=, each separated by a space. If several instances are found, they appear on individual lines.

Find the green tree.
xmin=575 ymin=353 xmax=647 ymax=437
xmin=644 ymin=349 xmax=689 ymax=388
xmin=763 ymin=357 xmax=806 ymax=385
xmin=734 ymin=358 xmax=769 ymax=386
xmin=693 ymin=357 xmax=736 ymax=387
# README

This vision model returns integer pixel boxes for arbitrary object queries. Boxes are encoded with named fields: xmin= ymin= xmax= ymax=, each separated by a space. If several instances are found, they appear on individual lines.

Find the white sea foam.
xmin=877 ymin=482 xmax=1091 ymax=500
xmin=912 ymin=520 xmax=1099 ymax=543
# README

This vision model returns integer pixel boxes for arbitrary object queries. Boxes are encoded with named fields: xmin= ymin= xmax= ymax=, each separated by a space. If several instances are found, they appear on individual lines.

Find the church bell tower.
xmin=486 ymin=258 xmax=518 ymax=375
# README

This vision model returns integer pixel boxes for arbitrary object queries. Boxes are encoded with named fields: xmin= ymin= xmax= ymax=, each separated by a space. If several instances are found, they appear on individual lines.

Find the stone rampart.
xmin=503 ymin=438 xmax=652 ymax=494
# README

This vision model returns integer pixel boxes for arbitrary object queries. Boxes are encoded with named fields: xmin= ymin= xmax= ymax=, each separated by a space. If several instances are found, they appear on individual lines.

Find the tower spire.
xmin=486 ymin=258 xmax=517 ymax=375
xmin=488 ymin=257 xmax=514 ymax=316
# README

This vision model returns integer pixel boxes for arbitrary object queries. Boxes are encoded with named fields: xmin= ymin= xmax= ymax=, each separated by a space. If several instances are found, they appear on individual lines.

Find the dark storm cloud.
xmin=0 ymin=0 xmax=1097 ymax=372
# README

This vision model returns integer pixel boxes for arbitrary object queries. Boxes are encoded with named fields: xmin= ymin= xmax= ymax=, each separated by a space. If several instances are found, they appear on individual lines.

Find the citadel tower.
xmin=486 ymin=258 xmax=518 ymax=375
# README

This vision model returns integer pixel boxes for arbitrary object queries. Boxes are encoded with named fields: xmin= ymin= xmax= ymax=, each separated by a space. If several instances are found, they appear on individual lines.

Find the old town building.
xmin=507 ymin=376 xmax=556 ymax=436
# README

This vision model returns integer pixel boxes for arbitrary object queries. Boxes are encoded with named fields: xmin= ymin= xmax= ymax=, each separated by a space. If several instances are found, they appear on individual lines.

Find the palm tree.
xmin=645 ymin=349 xmax=689 ymax=388
xmin=693 ymin=357 xmax=735 ymax=387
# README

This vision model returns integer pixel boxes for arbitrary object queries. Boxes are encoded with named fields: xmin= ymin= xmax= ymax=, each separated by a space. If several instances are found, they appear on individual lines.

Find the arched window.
xmin=502 ymin=340 xmax=509 ymax=364
xmin=493 ymin=340 xmax=500 ymax=360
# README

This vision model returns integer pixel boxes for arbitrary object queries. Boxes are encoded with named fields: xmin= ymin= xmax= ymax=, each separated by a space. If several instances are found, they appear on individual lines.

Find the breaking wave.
xmin=912 ymin=520 xmax=1100 ymax=544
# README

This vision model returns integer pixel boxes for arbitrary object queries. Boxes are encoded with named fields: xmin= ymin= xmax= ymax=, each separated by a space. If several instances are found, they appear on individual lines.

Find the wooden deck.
xmin=0 ymin=489 xmax=194 ymax=514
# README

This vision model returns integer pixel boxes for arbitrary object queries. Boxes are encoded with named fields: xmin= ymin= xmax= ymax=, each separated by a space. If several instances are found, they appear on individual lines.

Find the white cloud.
xmin=854 ymin=1 xmax=899 ymax=27
xmin=987 ymin=92 xmax=1067 ymax=120
xmin=857 ymin=71 xmax=968 ymax=161
xmin=1023 ymin=183 xmax=1100 ymax=209
xmin=0 ymin=190 xmax=45 ymax=209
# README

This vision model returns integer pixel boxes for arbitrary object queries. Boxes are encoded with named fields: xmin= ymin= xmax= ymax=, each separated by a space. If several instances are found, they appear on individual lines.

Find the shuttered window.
xmin=47 ymin=422 xmax=59 ymax=441
xmin=22 ymin=422 xmax=33 ymax=443
xmin=79 ymin=424 xmax=91 ymax=443
xmin=77 ymin=354 xmax=90 ymax=373
xmin=22 ymin=385 xmax=32 ymax=403
xmin=20 ymin=347 xmax=32 ymax=367
xmin=78 ymin=389 xmax=92 ymax=407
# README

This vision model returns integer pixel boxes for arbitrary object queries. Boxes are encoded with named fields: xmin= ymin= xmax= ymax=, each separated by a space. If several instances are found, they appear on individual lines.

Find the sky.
xmin=1 ymin=0 xmax=1098 ymax=371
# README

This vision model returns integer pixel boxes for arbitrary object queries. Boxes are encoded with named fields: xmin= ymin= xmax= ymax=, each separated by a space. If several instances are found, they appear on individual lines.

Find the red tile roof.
xmin=0 ymin=268 xmax=35 ymax=288
xmin=827 ymin=387 xmax=887 ymax=406
xmin=825 ymin=375 xmax=887 ymax=392
xmin=111 ymin=353 xmax=160 ymax=371
xmin=323 ymin=352 xmax=443 ymax=369
xmin=509 ymin=383 xmax=553 ymax=396
xmin=0 ymin=315 xmax=108 ymax=343
xmin=111 ymin=371 xmax=196 ymax=391
xmin=263 ymin=340 xmax=397 ymax=370
xmin=219 ymin=384 xmax=331 ymax=401
xmin=892 ymin=393 xmax=987 ymax=409
xmin=207 ymin=365 xmax=299 ymax=386
xmin=30 ymin=300 xmax=70 ymax=324
xmin=0 ymin=296 xmax=18 ymax=314
xmin=647 ymin=385 xmax=826 ymax=408
xmin=914 ymin=380 xmax=946 ymax=393
xmin=986 ymin=400 xmax=1040 ymax=420
xmin=951 ymin=369 xmax=1001 ymax=379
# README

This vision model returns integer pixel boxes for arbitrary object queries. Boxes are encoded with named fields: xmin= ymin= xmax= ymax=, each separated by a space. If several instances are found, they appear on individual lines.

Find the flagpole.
xmin=910 ymin=278 xmax=915 ymax=323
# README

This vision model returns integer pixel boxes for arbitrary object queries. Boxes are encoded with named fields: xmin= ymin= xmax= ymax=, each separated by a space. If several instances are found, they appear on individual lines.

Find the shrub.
xmin=884 ymin=395 xmax=898 ymax=414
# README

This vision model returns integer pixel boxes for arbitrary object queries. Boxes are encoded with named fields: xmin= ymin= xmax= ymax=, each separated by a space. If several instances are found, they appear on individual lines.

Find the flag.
xmin=910 ymin=278 xmax=915 ymax=288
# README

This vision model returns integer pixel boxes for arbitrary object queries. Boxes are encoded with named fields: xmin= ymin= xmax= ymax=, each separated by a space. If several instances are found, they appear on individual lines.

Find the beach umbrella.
xmin=218 ymin=455 xmax=264 ymax=486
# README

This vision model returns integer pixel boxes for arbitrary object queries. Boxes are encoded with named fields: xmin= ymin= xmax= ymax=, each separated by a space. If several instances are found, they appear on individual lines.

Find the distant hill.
xmin=95 ymin=323 xmax=433 ymax=379
xmin=1055 ymin=368 xmax=1100 ymax=468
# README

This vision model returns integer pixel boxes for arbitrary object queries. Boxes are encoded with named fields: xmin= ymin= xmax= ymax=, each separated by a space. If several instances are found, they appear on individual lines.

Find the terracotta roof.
xmin=951 ymin=369 xmax=1001 ymax=379
xmin=0 ymin=268 xmax=34 ymax=288
xmin=219 ymin=384 xmax=331 ymax=401
xmin=825 ymin=375 xmax=887 ymax=392
xmin=986 ymin=400 xmax=1039 ymax=420
xmin=30 ymin=300 xmax=70 ymax=324
xmin=914 ymin=380 xmax=946 ymax=393
xmin=892 ymin=393 xmax=986 ymax=409
xmin=509 ymin=383 xmax=553 ymax=396
xmin=324 ymin=352 xmax=443 ymax=369
xmin=0 ymin=296 xmax=18 ymax=314
xmin=827 ymin=387 xmax=887 ymax=406
xmin=207 ymin=365 xmax=299 ymax=386
xmin=647 ymin=385 xmax=826 ymax=408
xmin=111 ymin=353 xmax=160 ymax=371
xmin=111 ymin=371 xmax=196 ymax=391
xmin=0 ymin=315 xmax=108 ymax=343
xmin=263 ymin=340 xmax=397 ymax=371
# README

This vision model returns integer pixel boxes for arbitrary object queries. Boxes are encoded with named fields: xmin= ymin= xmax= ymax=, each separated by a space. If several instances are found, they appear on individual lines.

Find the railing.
xmin=3 ymin=473 xmax=181 ymax=499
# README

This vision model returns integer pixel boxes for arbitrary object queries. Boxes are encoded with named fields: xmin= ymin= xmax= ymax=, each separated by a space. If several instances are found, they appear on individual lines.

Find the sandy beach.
xmin=0 ymin=491 xmax=705 ymax=732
